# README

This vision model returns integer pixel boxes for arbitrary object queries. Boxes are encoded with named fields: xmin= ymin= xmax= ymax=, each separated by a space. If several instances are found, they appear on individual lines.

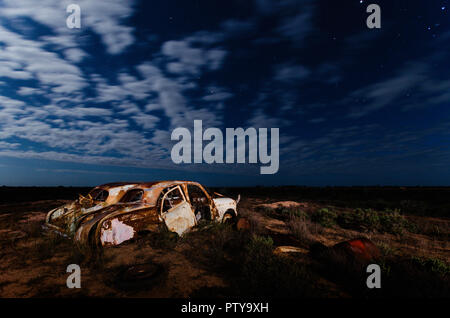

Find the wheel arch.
xmin=222 ymin=208 xmax=237 ymax=223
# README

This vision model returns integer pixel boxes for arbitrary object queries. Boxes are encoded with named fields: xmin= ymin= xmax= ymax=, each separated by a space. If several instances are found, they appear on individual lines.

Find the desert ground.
xmin=0 ymin=186 xmax=448 ymax=298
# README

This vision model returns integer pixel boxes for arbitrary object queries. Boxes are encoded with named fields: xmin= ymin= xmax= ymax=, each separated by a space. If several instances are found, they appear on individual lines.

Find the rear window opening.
xmin=120 ymin=189 xmax=144 ymax=203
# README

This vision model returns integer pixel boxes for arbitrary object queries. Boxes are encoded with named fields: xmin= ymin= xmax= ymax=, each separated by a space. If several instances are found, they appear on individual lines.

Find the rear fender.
xmin=94 ymin=207 xmax=160 ymax=247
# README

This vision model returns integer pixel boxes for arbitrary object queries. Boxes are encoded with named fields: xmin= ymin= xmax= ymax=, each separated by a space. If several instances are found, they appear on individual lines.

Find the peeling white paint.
xmin=49 ymin=202 xmax=76 ymax=220
xmin=162 ymin=201 xmax=196 ymax=236
xmin=50 ymin=207 xmax=66 ymax=220
xmin=100 ymin=218 xmax=135 ymax=246
xmin=80 ymin=204 xmax=103 ymax=214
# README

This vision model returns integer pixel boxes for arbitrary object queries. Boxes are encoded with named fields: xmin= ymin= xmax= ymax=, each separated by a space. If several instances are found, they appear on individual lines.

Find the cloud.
xmin=346 ymin=63 xmax=427 ymax=118
xmin=0 ymin=28 xmax=88 ymax=95
xmin=0 ymin=141 xmax=20 ymax=149
xmin=0 ymin=60 xmax=33 ymax=79
xmin=136 ymin=61 xmax=222 ymax=129
xmin=184 ymin=31 xmax=225 ymax=45
xmin=42 ymin=105 xmax=113 ymax=118
xmin=0 ymin=95 xmax=26 ymax=108
xmin=202 ymin=92 xmax=233 ymax=102
xmin=93 ymin=72 xmax=154 ymax=103
xmin=64 ymin=48 xmax=88 ymax=63
xmin=132 ymin=114 xmax=160 ymax=130
xmin=274 ymin=63 xmax=310 ymax=82
xmin=247 ymin=109 xmax=290 ymax=129
xmin=202 ymin=86 xmax=234 ymax=102
xmin=344 ymin=58 xmax=450 ymax=118
xmin=16 ymin=87 xmax=44 ymax=96
xmin=162 ymin=40 xmax=227 ymax=75
xmin=277 ymin=8 xmax=313 ymax=45
xmin=0 ymin=0 xmax=136 ymax=55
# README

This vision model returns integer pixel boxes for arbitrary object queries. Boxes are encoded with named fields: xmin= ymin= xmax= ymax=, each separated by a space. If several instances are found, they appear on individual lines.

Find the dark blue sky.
xmin=0 ymin=0 xmax=449 ymax=186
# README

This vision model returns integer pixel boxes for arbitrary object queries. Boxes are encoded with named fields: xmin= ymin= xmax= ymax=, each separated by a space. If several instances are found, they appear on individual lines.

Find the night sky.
xmin=0 ymin=0 xmax=449 ymax=186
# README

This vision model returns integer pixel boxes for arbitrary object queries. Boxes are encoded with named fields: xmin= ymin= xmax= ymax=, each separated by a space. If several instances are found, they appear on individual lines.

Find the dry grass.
xmin=287 ymin=216 xmax=324 ymax=246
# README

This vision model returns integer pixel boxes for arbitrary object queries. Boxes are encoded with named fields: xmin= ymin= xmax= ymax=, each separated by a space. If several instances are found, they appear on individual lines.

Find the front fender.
xmin=212 ymin=197 xmax=238 ymax=221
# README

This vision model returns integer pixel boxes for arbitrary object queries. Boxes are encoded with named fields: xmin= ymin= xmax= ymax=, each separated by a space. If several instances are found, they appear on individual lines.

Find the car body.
xmin=45 ymin=181 xmax=239 ymax=247
xmin=45 ymin=182 xmax=138 ymax=236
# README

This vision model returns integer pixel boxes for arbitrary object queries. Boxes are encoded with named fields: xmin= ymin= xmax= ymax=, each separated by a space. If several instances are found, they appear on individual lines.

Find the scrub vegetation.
xmin=0 ymin=186 xmax=448 ymax=298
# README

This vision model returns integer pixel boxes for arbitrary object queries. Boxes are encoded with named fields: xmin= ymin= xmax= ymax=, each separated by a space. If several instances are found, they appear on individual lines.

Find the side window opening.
xmin=161 ymin=187 xmax=185 ymax=213
xmin=120 ymin=189 xmax=144 ymax=203
xmin=187 ymin=185 xmax=211 ymax=221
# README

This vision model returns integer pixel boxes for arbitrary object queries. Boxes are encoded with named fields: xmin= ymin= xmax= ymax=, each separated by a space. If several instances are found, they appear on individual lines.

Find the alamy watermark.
xmin=366 ymin=264 xmax=381 ymax=289
xmin=66 ymin=4 xmax=81 ymax=29
xmin=66 ymin=264 xmax=81 ymax=288
xmin=366 ymin=4 xmax=381 ymax=29
xmin=171 ymin=120 xmax=279 ymax=174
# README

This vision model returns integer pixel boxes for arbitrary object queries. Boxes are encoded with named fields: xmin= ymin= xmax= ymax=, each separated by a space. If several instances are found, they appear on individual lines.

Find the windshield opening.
xmin=88 ymin=189 xmax=109 ymax=202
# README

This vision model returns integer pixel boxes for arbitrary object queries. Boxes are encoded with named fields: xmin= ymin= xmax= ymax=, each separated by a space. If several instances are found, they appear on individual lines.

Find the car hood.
xmin=46 ymin=200 xmax=110 ymax=233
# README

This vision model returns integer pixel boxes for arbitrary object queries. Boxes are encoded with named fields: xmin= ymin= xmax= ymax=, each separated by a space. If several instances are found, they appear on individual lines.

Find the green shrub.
xmin=311 ymin=208 xmax=337 ymax=227
xmin=147 ymin=226 xmax=179 ymax=249
xmin=240 ymin=235 xmax=321 ymax=297
xmin=275 ymin=206 xmax=306 ymax=218
xmin=338 ymin=208 xmax=410 ymax=234
xmin=245 ymin=235 xmax=274 ymax=258
xmin=376 ymin=242 xmax=398 ymax=257
xmin=411 ymin=256 xmax=450 ymax=276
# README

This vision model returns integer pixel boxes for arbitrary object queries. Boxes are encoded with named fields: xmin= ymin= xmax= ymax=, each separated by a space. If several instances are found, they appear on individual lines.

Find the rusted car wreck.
xmin=45 ymin=181 xmax=239 ymax=247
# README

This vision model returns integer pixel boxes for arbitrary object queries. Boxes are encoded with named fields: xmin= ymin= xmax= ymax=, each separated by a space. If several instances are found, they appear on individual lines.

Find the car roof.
xmin=115 ymin=181 xmax=204 ymax=205
xmin=97 ymin=182 xmax=139 ymax=188
xmin=97 ymin=180 xmax=202 ymax=190
xmin=132 ymin=180 xmax=201 ymax=189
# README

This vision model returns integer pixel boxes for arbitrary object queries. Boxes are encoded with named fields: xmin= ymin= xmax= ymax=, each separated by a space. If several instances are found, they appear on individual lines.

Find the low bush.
xmin=338 ymin=208 xmax=410 ymax=234
xmin=239 ymin=235 xmax=322 ymax=297
xmin=411 ymin=256 xmax=450 ymax=276
xmin=275 ymin=206 xmax=306 ymax=218
xmin=311 ymin=208 xmax=337 ymax=227
xmin=376 ymin=256 xmax=450 ymax=297
xmin=287 ymin=217 xmax=323 ymax=245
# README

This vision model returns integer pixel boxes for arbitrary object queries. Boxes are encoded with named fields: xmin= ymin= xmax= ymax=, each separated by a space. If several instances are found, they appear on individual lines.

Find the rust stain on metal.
xmin=44 ymin=181 xmax=239 ymax=248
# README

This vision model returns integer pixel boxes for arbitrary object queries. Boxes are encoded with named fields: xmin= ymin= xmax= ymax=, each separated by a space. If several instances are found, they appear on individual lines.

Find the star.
xmin=442 ymin=6 xmax=446 ymax=11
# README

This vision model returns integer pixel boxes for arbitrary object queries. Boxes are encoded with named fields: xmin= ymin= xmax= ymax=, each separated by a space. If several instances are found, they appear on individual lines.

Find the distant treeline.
xmin=0 ymin=186 xmax=91 ymax=204
xmin=212 ymin=186 xmax=450 ymax=218
xmin=0 ymin=185 xmax=449 ymax=217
